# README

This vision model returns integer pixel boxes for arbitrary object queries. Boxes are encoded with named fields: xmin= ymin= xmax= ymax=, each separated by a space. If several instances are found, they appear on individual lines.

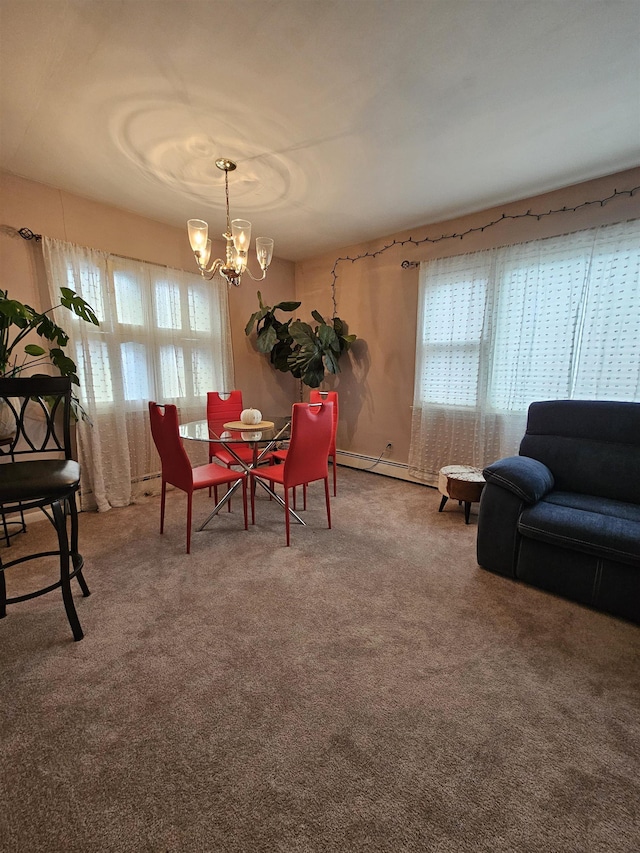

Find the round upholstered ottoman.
xmin=438 ymin=465 xmax=485 ymax=524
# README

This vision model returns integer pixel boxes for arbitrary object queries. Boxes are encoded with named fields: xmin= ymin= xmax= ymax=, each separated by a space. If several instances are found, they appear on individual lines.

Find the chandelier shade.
xmin=187 ymin=159 xmax=274 ymax=286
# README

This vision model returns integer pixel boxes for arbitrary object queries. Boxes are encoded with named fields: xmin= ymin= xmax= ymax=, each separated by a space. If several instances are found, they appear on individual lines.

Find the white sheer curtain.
xmin=409 ymin=218 xmax=640 ymax=484
xmin=42 ymin=237 xmax=234 ymax=510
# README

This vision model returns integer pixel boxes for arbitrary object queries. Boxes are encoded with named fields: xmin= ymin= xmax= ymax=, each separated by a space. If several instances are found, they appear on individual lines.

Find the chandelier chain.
xmin=224 ymin=168 xmax=231 ymax=235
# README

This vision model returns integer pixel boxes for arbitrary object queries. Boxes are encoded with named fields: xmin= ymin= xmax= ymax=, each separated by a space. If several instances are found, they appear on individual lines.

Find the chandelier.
xmin=187 ymin=158 xmax=274 ymax=287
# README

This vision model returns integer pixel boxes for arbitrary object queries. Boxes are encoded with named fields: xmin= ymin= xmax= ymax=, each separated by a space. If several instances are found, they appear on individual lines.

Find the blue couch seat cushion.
xmin=519 ymin=492 xmax=640 ymax=567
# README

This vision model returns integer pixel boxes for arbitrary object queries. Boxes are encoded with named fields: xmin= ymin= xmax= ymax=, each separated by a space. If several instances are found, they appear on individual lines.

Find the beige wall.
xmin=295 ymin=166 xmax=640 ymax=467
xmin=0 ymin=171 xmax=298 ymax=414
xmin=2 ymin=167 xmax=639 ymax=474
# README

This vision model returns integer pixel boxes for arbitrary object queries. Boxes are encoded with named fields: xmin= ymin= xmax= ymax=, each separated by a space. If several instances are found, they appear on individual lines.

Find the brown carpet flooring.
xmin=1 ymin=467 xmax=639 ymax=853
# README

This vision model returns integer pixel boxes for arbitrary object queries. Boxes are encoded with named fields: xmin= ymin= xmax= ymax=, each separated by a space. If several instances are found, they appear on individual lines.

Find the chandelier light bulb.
xmin=187 ymin=219 xmax=208 ymax=254
xmin=231 ymin=219 xmax=251 ymax=253
xmin=256 ymin=237 xmax=274 ymax=271
xmin=233 ymin=248 xmax=248 ymax=273
xmin=200 ymin=238 xmax=212 ymax=268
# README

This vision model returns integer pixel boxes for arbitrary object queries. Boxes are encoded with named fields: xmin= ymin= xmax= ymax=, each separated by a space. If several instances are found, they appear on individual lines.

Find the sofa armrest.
xmin=483 ymin=456 xmax=554 ymax=504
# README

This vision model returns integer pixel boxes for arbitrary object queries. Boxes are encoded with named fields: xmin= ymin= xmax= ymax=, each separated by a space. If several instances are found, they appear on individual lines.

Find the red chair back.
xmin=148 ymin=402 xmax=193 ymax=493
xmin=207 ymin=390 xmax=243 ymax=422
xmin=309 ymin=390 xmax=338 ymax=455
xmin=206 ymin=390 xmax=250 ymax=462
xmin=283 ymin=402 xmax=333 ymax=488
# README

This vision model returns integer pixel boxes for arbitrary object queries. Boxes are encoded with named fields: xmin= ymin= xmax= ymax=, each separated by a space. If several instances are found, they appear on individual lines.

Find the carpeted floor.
xmin=1 ymin=467 xmax=639 ymax=853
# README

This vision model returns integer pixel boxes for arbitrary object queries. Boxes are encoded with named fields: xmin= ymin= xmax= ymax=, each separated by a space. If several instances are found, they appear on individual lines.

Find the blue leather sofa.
xmin=477 ymin=400 xmax=640 ymax=624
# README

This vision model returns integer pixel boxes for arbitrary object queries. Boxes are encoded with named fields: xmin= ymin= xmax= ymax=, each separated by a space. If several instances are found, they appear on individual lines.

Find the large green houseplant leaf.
xmin=245 ymin=292 xmax=356 ymax=388
xmin=0 ymin=287 xmax=99 ymax=419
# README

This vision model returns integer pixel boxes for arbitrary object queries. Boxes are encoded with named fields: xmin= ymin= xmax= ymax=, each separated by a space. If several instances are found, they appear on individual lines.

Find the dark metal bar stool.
xmin=0 ymin=376 xmax=90 ymax=641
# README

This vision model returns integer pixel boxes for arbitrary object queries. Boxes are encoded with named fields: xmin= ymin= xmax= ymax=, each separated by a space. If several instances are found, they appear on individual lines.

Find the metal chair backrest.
xmin=0 ymin=375 xmax=73 ymax=460
xmin=283 ymin=402 xmax=333 ymax=488
xmin=148 ymin=402 xmax=193 ymax=493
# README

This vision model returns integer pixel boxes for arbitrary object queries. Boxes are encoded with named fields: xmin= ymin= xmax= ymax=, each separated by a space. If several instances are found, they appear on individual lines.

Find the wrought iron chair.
xmin=0 ymin=375 xmax=90 ymax=641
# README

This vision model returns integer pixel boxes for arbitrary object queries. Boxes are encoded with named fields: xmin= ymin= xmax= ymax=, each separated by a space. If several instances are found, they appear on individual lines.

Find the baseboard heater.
xmin=335 ymin=450 xmax=427 ymax=485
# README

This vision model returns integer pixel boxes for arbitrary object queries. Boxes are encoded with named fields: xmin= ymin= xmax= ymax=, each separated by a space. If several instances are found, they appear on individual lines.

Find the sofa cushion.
xmin=519 ymin=400 xmax=640 ymax=504
xmin=519 ymin=492 xmax=640 ymax=567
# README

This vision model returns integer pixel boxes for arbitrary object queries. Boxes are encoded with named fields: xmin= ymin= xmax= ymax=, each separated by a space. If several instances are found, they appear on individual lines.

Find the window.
xmin=409 ymin=219 xmax=640 ymax=483
xmin=69 ymin=260 xmax=229 ymax=409
xmin=43 ymin=238 xmax=233 ymax=510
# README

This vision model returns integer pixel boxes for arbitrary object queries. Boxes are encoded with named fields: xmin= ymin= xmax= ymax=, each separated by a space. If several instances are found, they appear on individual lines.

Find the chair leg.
xmin=241 ymin=478 xmax=248 ymax=530
xmin=331 ymin=453 xmax=337 ymax=496
xmin=439 ymin=495 xmax=448 ymax=512
xmin=250 ymin=476 xmax=256 ymax=525
xmin=303 ymin=483 xmax=307 ymax=511
xmin=464 ymin=502 xmax=471 ymax=524
xmin=1 ymin=505 xmax=10 ymax=547
xmin=0 ymin=565 xmax=6 ymax=618
xmin=160 ymin=480 xmax=166 ymax=533
xmin=52 ymin=499 xmax=84 ymax=641
xmin=0 ymin=501 xmax=26 ymax=548
xmin=68 ymin=493 xmax=90 ymax=598
xmin=284 ymin=487 xmax=291 ymax=546
xmin=186 ymin=493 xmax=193 ymax=554
xmin=324 ymin=477 xmax=332 ymax=530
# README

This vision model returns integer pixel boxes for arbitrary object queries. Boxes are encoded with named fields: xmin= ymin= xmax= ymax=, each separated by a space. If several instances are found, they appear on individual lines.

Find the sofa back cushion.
xmin=519 ymin=400 xmax=640 ymax=504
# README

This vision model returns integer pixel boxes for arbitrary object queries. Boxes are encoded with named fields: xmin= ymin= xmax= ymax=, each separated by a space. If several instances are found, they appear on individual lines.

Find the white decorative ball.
xmin=240 ymin=407 xmax=262 ymax=425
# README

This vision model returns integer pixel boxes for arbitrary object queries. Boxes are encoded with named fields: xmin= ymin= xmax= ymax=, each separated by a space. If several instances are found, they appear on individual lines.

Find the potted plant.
xmin=245 ymin=291 xmax=356 ymax=389
xmin=0 ymin=287 xmax=99 ymax=423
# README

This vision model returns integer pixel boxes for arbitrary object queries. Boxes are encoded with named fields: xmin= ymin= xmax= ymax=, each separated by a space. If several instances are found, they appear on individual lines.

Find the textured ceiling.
xmin=1 ymin=0 xmax=639 ymax=261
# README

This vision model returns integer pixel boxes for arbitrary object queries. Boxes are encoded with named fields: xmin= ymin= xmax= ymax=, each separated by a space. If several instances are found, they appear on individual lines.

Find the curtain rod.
xmin=14 ymin=227 xmax=193 ymax=275
xmin=17 ymin=227 xmax=41 ymax=242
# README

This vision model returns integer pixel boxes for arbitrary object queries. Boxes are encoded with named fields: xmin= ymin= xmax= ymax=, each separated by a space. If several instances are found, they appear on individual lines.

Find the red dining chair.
xmin=250 ymin=402 xmax=333 ymax=546
xmin=271 ymin=390 xmax=339 ymax=500
xmin=149 ymin=402 xmax=247 ymax=553
xmin=207 ymin=390 xmax=275 ymax=469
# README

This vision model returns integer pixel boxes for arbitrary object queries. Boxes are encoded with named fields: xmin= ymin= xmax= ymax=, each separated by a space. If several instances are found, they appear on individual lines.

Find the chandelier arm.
xmin=244 ymin=267 xmax=268 ymax=282
xmin=199 ymin=257 xmax=224 ymax=279
xmin=199 ymin=267 xmax=221 ymax=282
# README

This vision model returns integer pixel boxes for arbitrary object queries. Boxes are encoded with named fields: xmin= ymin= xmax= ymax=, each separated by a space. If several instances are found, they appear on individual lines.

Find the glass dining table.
xmin=179 ymin=415 xmax=304 ymax=531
